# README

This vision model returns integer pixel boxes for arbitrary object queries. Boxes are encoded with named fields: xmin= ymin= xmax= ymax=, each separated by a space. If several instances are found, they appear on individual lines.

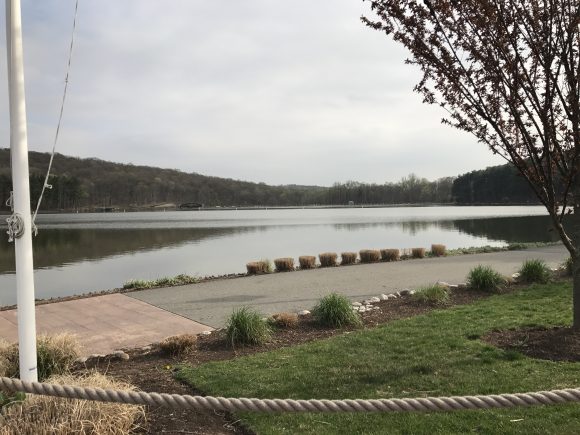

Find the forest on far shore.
xmin=0 ymin=149 xmax=538 ymax=211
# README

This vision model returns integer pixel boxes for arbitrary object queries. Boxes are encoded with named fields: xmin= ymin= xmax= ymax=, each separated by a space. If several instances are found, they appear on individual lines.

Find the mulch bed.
xmin=484 ymin=326 xmax=580 ymax=362
xmin=77 ymin=287 xmax=502 ymax=434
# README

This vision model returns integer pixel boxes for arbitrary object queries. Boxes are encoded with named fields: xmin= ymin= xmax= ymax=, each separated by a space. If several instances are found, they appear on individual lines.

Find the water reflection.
xmin=0 ymin=215 xmax=555 ymax=275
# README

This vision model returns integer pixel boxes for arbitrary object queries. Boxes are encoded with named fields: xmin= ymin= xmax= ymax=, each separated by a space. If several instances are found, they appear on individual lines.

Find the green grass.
xmin=467 ymin=265 xmax=506 ymax=292
xmin=177 ymin=281 xmax=580 ymax=434
xmin=123 ymin=274 xmax=198 ymax=290
xmin=412 ymin=284 xmax=450 ymax=306
xmin=312 ymin=293 xmax=362 ymax=328
xmin=226 ymin=307 xmax=272 ymax=347
xmin=519 ymin=259 xmax=552 ymax=284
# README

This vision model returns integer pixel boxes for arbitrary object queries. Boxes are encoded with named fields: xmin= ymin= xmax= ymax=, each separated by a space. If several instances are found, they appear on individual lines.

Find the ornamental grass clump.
xmin=312 ymin=293 xmax=362 ymax=328
xmin=246 ymin=260 xmax=273 ymax=275
xmin=158 ymin=334 xmax=198 ymax=356
xmin=431 ymin=244 xmax=447 ymax=257
xmin=123 ymin=279 xmax=153 ymax=290
xmin=0 ymin=333 xmax=81 ymax=381
xmin=341 ymin=252 xmax=357 ymax=265
xmin=269 ymin=312 xmax=299 ymax=329
xmin=359 ymin=249 xmax=381 ymax=263
xmin=467 ymin=265 xmax=506 ymax=293
xmin=381 ymin=248 xmax=400 ymax=262
xmin=412 ymin=248 xmax=426 ymax=258
xmin=226 ymin=307 xmax=271 ymax=347
xmin=319 ymin=252 xmax=338 ymax=267
xmin=412 ymin=284 xmax=450 ymax=306
xmin=274 ymin=257 xmax=294 ymax=272
xmin=519 ymin=259 xmax=552 ymax=284
xmin=0 ymin=373 xmax=144 ymax=435
xmin=299 ymin=256 xmax=316 ymax=269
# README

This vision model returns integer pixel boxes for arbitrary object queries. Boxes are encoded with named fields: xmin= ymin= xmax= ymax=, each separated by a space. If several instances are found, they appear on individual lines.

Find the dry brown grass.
xmin=0 ymin=333 xmax=81 ymax=381
xmin=157 ymin=334 xmax=198 ymax=356
xmin=341 ymin=252 xmax=357 ymax=265
xmin=380 ymin=248 xmax=400 ymax=262
xmin=270 ymin=312 xmax=299 ymax=329
xmin=0 ymin=372 xmax=145 ymax=435
xmin=319 ymin=252 xmax=338 ymax=267
xmin=274 ymin=257 xmax=295 ymax=272
xmin=431 ymin=244 xmax=447 ymax=257
xmin=412 ymin=247 xmax=426 ymax=259
xmin=359 ymin=249 xmax=381 ymax=263
xmin=298 ymin=256 xmax=316 ymax=269
xmin=246 ymin=260 xmax=272 ymax=274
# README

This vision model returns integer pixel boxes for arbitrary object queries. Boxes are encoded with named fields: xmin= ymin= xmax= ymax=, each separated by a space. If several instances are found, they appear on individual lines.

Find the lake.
xmin=0 ymin=206 xmax=557 ymax=306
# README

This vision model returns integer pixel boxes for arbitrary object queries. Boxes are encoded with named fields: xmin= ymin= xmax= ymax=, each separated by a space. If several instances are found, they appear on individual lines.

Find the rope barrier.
xmin=2 ymin=377 xmax=580 ymax=414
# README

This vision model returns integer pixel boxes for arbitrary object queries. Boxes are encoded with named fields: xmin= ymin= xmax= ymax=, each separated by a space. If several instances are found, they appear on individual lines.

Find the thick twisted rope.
xmin=1 ymin=377 xmax=580 ymax=413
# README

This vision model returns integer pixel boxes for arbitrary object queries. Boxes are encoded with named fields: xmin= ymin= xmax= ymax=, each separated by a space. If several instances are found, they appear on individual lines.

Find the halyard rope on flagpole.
xmin=1 ymin=377 xmax=580 ymax=413
xmin=30 ymin=0 xmax=79 ymax=235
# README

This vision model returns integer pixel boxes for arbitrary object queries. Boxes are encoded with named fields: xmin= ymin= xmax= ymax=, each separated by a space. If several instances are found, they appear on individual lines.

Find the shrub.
xmin=0 ymin=333 xmax=81 ymax=381
xmin=246 ymin=260 xmax=273 ymax=275
xmin=467 ymin=265 xmax=506 ymax=293
xmin=412 ymin=248 xmax=426 ymax=258
xmin=226 ymin=307 xmax=271 ymax=347
xmin=431 ymin=244 xmax=446 ymax=257
xmin=519 ymin=259 xmax=552 ymax=284
xmin=341 ymin=252 xmax=357 ymax=265
xmin=270 ymin=312 xmax=299 ymax=329
xmin=274 ymin=257 xmax=295 ymax=272
xmin=412 ymin=285 xmax=450 ymax=305
xmin=381 ymin=249 xmax=400 ymax=262
xmin=158 ymin=334 xmax=197 ymax=356
xmin=123 ymin=279 xmax=152 ymax=290
xmin=319 ymin=252 xmax=338 ymax=267
xmin=299 ymin=256 xmax=316 ymax=269
xmin=312 ymin=293 xmax=362 ymax=328
xmin=359 ymin=250 xmax=381 ymax=263
xmin=0 ymin=373 xmax=144 ymax=435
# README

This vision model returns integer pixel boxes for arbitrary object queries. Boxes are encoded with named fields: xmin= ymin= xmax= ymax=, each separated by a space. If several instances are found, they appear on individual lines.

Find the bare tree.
xmin=363 ymin=0 xmax=580 ymax=326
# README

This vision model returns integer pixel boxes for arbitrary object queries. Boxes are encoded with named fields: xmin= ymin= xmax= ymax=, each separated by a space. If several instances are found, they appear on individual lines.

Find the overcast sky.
xmin=0 ymin=0 xmax=504 ymax=186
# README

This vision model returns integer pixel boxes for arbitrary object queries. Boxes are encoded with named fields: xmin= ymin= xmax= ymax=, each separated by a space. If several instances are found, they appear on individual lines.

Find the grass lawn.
xmin=177 ymin=281 xmax=580 ymax=434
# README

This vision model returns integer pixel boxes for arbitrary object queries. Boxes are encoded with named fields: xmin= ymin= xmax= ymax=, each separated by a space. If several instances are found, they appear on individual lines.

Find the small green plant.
xmin=123 ymin=279 xmax=153 ymax=290
xmin=226 ymin=307 xmax=271 ymax=347
xmin=0 ymin=391 xmax=25 ymax=411
xmin=412 ymin=284 xmax=450 ymax=305
xmin=467 ymin=265 xmax=506 ymax=293
xmin=312 ymin=293 xmax=362 ymax=328
xmin=519 ymin=259 xmax=552 ymax=284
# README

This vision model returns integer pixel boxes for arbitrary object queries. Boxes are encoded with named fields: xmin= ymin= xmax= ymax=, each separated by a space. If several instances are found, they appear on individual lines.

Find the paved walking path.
xmin=0 ymin=294 xmax=212 ymax=355
xmin=130 ymin=245 xmax=569 ymax=328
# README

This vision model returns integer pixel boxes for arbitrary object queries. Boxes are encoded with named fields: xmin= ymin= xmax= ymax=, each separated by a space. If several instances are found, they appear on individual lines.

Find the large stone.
xmin=512 ymin=273 xmax=521 ymax=280
xmin=352 ymin=302 xmax=362 ymax=307
xmin=448 ymin=284 xmax=459 ymax=291
xmin=399 ymin=289 xmax=411 ymax=296
xmin=112 ymin=350 xmax=130 ymax=361
xmin=298 ymin=310 xmax=311 ymax=316
xmin=380 ymin=294 xmax=389 ymax=301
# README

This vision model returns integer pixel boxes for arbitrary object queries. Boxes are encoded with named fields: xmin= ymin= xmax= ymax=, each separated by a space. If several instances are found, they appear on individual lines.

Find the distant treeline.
xmin=452 ymin=164 xmax=538 ymax=204
xmin=0 ymin=149 xmax=537 ymax=211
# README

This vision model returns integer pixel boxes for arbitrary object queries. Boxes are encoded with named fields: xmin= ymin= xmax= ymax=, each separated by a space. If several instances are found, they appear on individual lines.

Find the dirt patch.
xmin=78 ymin=287 xmax=492 ymax=434
xmin=484 ymin=326 xmax=580 ymax=362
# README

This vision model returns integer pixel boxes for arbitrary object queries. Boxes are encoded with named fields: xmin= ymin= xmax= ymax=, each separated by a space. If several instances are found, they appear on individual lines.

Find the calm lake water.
xmin=0 ymin=206 xmax=557 ymax=306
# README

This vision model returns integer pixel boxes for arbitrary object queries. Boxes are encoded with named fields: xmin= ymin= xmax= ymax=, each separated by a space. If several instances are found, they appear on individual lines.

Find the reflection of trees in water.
xmin=452 ymin=216 xmax=559 ymax=243
xmin=333 ymin=215 xmax=557 ymax=241
xmin=0 ymin=226 xmax=261 ymax=273
xmin=0 ymin=216 xmax=557 ymax=274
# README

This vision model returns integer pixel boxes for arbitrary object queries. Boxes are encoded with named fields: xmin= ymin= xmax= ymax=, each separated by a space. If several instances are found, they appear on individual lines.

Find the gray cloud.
xmin=0 ymin=0 xmax=504 ymax=186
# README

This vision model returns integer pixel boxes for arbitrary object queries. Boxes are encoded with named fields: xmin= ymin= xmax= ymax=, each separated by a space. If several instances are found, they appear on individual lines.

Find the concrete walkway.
xmin=130 ymin=245 xmax=569 ymax=328
xmin=0 ymin=294 xmax=212 ymax=355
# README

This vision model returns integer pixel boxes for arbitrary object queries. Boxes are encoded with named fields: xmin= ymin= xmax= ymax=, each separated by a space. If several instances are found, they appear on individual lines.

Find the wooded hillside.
xmin=0 ymin=149 xmax=538 ymax=211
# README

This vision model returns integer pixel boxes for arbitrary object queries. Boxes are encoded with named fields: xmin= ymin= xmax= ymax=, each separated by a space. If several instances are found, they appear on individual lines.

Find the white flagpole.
xmin=5 ymin=0 xmax=38 ymax=382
